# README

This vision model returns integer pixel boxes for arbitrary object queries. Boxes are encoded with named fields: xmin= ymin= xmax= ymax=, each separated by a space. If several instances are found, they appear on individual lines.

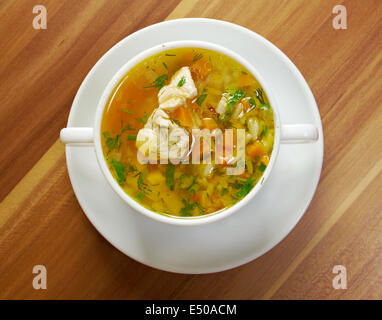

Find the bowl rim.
xmin=93 ymin=40 xmax=281 ymax=226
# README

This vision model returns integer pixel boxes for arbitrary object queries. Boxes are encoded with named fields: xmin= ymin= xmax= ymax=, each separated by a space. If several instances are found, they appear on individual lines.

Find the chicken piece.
xmin=246 ymin=117 xmax=259 ymax=143
xmin=145 ymin=108 xmax=173 ymax=129
xmin=216 ymin=93 xmax=228 ymax=114
xmin=137 ymin=108 xmax=190 ymax=163
xmin=158 ymin=67 xmax=197 ymax=111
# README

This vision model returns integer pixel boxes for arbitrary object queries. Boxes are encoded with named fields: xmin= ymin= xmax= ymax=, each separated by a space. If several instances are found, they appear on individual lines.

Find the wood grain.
xmin=0 ymin=0 xmax=381 ymax=299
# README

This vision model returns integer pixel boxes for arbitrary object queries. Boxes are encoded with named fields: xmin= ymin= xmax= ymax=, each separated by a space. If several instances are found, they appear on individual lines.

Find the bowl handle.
xmin=280 ymin=124 xmax=318 ymax=143
xmin=60 ymin=127 xmax=94 ymax=145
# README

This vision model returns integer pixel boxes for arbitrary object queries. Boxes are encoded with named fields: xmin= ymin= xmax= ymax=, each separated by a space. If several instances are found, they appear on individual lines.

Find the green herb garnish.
xmin=162 ymin=62 xmax=168 ymax=70
xmin=166 ymin=164 xmax=175 ymax=191
xmin=221 ymin=188 xmax=229 ymax=196
xmin=235 ymin=177 xmax=256 ymax=198
xmin=144 ymin=74 xmax=168 ymax=90
xmin=103 ymin=132 xmax=120 ymax=150
xmin=179 ymin=174 xmax=195 ymax=189
xmin=123 ymin=109 xmax=133 ymax=114
xmin=137 ymin=192 xmax=145 ymax=202
xmin=258 ymin=163 xmax=267 ymax=172
xmin=196 ymin=89 xmax=208 ymax=106
xmin=220 ymin=89 xmax=246 ymax=122
xmin=109 ymin=159 xmax=126 ymax=185
xmin=137 ymin=114 xmax=149 ymax=124
xmin=136 ymin=169 xmax=150 ymax=194
xmin=194 ymin=202 xmax=205 ymax=215
xmin=122 ymin=124 xmax=135 ymax=132
xmin=127 ymin=135 xmax=137 ymax=141
xmin=179 ymin=199 xmax=194 ymax=217
xmin=165 ymin=53 xmax=176 ymax=56
xmin=255 ymin=88 xmax=265 ymax=104
xmin=192 ymin=53 xmax=203 ymax=62
xmin=179 ymin=198 xmax=205 ymax=216
xmin=248 ymin=97 xmax=256 ymax=107
xmin=254 ymin=88 xmax=270 ymax=109
xmin=260 ymin=125 xmax=268 ymax=138
xmin=227 ymin=90 xmax=245 ymax=112
xmin=177 ymin=76 xmax=186 ymax=87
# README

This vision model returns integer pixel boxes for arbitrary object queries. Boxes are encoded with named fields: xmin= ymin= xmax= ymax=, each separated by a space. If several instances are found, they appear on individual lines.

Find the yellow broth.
xmin=101 ymin=47 xmax=274 ymax=217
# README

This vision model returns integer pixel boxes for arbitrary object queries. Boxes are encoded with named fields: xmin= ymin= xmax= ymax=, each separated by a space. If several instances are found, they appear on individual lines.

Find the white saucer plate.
xmin=66 ymin=18 xmax=323 ymax=274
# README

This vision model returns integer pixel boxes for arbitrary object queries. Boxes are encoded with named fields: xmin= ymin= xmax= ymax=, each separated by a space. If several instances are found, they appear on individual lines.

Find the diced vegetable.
xmin=179 ymin=174 xmax=195 ymax=189
xmin=242 ymin=99 xmax=251 ymax=111
xmin=202 ymin=118 xmax=218 ymax=130
xmin=174 ymin=106 xmax=193 ymax=127
xmin=192 ymin=192 xmax=201 ymax=203
xmin=188 ymin=183 xmax=200 ymax=194
xmin=147 ymin=170 xmax=165 ymax=185
xmin=247 ymin=141 xmax=265 ymax=160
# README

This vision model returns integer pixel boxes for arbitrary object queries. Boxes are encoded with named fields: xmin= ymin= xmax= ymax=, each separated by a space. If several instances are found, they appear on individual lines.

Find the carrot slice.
xmin=247 ymin=141 xmax=265 ymax=160
xmin=193 ymin=193 xmax=201 ymax=203
xmin=190 ymin=59 xmax=212 ymax=80
xmin=174 ymin=106 xmax=193 ymax=127
xmin=202 ymin=118 xmax=217 ymax=130
xmin=242 ymin=99 xmax=251 ymax=111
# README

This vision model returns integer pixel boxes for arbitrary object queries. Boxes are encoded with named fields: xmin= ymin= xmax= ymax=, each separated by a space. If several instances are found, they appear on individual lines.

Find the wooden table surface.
xmin=1 ymin=0 xmax=381 ymax=300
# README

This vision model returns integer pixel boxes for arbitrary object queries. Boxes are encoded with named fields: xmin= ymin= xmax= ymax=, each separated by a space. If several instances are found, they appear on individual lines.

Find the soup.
xmin=101 ymin=47 xmax=274 ymax=217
